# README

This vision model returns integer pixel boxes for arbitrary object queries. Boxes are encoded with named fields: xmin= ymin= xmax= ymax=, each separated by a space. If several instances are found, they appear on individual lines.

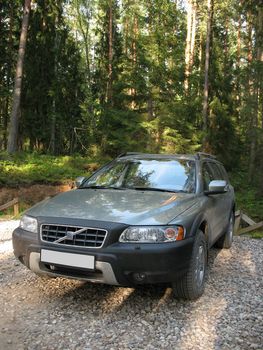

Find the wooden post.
xmin=14 ymin=198 xmax=19 ymax=216
xmin=234 ymin=210 xmax=241 ymax=233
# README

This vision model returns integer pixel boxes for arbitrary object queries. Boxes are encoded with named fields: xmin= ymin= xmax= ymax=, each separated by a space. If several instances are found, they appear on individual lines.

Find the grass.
xmin=249 ymin=231 xmax=263 ymax=239
xmin=0 ymin=152 xmax=108 ymax=187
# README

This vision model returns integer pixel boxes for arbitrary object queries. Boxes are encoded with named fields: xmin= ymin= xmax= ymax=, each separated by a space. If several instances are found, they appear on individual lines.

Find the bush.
xmin=0 ymin=152 xmax=106 ymax=187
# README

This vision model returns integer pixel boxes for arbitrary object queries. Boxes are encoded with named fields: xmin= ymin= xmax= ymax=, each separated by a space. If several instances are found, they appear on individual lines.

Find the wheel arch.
xmin=232 ymin=202 xmax=236 ymax=216
xmin=189 ymin=213 xmax=210 ymax=244
xmin=199 ymin=220 xmax=209 ymax=241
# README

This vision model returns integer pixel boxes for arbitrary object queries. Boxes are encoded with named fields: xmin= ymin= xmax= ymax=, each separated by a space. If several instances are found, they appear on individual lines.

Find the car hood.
xmin=27 ymin=189 xmax=198 ymax=225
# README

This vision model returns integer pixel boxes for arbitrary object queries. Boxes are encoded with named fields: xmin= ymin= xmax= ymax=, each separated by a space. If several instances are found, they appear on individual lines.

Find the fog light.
xmin=133 ymin=272 xmax=146 ymax=282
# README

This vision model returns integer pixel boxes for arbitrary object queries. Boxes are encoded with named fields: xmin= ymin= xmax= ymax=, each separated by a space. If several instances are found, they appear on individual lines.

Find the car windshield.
xmin=81 ymin=158 xmax=196 ymax=193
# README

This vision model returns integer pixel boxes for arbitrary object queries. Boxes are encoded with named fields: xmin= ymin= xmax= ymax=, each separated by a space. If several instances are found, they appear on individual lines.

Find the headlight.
xmin=20 ymin=215 xmax=38 ymax=233
xmin=119 ymin=226 xmax=185 ymax=243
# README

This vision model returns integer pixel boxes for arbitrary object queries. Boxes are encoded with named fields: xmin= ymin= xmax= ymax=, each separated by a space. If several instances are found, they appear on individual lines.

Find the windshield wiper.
xmin=80 ymin=185 xmax=125 ymax=190
xmin=126 ymin=187 xmax=186 ymax=193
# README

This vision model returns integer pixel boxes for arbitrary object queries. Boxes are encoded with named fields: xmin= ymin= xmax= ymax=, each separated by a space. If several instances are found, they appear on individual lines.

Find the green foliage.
xmin=249 ymin=231 xmax=263 ymax=239
xmin=100 ymin=108 xmax=148 ymax=156
xmin=17 ymin=0 xmax=85 ymax=154
xmin=230 ymin=170 xmax=263 ymax=221
xmin=0 ymin=152 xmax=106 ymax=186
xmin=207 ymin=97 xmax=239 ymax=170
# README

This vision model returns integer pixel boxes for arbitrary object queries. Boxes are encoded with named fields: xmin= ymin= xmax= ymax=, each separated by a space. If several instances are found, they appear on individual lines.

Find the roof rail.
xmin=196 ymin=152 xmax=217 ymax=159
xmin=117 ymin=152 xmax=146 ymax=158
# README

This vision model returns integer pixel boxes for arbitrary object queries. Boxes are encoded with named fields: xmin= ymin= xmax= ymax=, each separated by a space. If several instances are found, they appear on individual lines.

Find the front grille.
xmin=41 ymin=224 xmax=107 ymax=248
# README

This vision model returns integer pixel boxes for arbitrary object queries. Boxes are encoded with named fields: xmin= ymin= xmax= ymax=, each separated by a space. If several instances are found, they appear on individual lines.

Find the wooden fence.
xmin=235 ymin=210 xmax=263 ymax=235
xmin=0 ymin=198 xmax=19 ymax=216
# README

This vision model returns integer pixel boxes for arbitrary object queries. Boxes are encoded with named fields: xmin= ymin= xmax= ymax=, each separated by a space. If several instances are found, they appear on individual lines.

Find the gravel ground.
xmin=0 ymin=220 xmax=19 ymax=241
xmin=0 ymin=223 xmax=262 ymax=350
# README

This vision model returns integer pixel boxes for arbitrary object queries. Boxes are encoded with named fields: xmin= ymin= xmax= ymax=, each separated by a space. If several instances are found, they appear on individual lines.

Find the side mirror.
xmin=205 ymin=180 xmax=227 ymax=195
xmin=75 ymin=176 xmax=85 ymax=188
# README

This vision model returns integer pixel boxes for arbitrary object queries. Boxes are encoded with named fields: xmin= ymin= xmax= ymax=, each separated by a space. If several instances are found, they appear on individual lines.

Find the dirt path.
xmin=0 ymin=236 xmax=262 ymax=350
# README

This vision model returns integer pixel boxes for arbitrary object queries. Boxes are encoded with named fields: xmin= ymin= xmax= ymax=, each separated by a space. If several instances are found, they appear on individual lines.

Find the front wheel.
xmin=172 ymin=230 xmax=207 ymax=300
xmin=215 ymin=212 xmax=234 ymax=249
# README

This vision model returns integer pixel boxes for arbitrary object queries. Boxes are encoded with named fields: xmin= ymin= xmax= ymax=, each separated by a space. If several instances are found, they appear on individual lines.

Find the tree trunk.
xmin=190 ymin=0 xmax=197 ymax=68
xmin=147 ymin=96 xmax=154 ymax=121
xmin=255 ymin=3 xmax=263 ymax=192
xmin=198 ymin=30 xmax=203 ymax=97
xmin=247 ymin=10 xmax=256 ymax=182
xmin=256 ymin=3 xmax=263 ymax=128
xmin=124 ymin=15 xmax=128 ymax=56
xmin=75 ymin=0 xmax=91 ymax=82
xmin=184 ymin=0 xmax=192 ymax=93
xmin=202 ymin=0 xmax=213 ymax=147
xmin=50 ymin=16 xmax=59 ymax=155
xmin=3 ymin=4 xmax=14 ymax=150
xmin=130 ymin=15 xmax=138 ymax=109
xmin=236 ymin=13 xmax=241 ymax=120
xmin=7 ymin=0 xmax=31 ymax=153
xmin=106 ymin=0 xmax=113 ymax=104
xmin=184 ymin=0 xmax=197 ymax=94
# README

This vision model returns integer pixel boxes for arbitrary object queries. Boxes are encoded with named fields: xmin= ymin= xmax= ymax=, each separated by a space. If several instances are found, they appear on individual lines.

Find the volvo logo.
xmin=66 ymin=231 xmax=75 ymax=240
xmin=53 ymin=227 xmax=88 ymax=244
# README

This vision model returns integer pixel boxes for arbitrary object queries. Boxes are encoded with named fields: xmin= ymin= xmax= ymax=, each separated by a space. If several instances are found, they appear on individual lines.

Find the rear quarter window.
xmin=218 ymin=164 xmax=229 ymax=182
xmin=208 ymin=162 xmax=227 ymax=181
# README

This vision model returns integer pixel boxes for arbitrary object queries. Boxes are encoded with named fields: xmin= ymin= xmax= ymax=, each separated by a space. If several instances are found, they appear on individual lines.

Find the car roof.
xmin=117 ymin=152 xmax=218 ymax=162
xmin=118 ymin=152 xmax=196 ymax=161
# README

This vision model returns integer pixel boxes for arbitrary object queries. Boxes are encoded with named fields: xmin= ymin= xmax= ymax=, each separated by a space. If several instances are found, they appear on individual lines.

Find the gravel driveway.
xmin=0 ymin=223 xmax=262 ymax=350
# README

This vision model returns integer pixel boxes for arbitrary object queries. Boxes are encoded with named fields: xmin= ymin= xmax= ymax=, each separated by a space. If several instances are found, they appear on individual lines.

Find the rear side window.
xmin=202 ymin=163 xmax=215 ymax=191
xmin=218 ymin=164 xmax=229 ymax=182
xmin=208 ymin=162 xmax=223 ymax=180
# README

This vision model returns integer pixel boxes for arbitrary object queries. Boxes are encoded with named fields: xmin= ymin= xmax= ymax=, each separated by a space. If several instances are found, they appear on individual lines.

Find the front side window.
xmin=82 ymin=158 xmax=196 ymax=193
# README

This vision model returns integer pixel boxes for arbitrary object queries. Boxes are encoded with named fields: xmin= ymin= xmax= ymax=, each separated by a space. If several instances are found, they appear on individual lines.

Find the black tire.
xmin=215 ymin=212 xmax=234 ymax=249
xmin=172 ymin=230 xmax=207 ymax=300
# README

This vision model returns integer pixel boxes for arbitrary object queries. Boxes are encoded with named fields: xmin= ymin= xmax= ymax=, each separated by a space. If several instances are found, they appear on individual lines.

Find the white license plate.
xmin=41 ymin=249 xmax=95 ymax=270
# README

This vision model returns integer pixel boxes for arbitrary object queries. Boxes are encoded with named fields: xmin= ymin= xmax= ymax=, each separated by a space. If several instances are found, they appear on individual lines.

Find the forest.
xmin=0 ymin=0 xmax=262 ymax=219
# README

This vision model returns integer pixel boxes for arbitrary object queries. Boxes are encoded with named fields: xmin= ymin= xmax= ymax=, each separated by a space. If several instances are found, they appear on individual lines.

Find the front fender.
xmin=168 ymin=196 xmax=212 ymax=245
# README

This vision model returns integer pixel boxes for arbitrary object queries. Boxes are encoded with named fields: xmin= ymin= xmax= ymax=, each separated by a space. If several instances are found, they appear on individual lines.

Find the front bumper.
xmin=12 ymin=227 xmax=194 ymax=286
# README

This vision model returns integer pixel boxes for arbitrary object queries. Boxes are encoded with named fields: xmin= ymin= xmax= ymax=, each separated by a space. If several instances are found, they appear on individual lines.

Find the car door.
xmin=208 ymin=162 xmax=232 ymax=240
xmin=202 ymin=161 xmax=228 ymax=243
xmin=217 ymin=162 xmax=234 ymax=220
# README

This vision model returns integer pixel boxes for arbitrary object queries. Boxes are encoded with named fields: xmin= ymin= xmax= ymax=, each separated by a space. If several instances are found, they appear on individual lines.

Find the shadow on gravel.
xmin=38 ymin=248 xmax=228 ymax=349
xmin=55 ymin=280 xmax=172 ymax=314
xmin=57 ymin=247 xmax=222 ymax=313
xmin=211 ymin=238 xmax=262 ymax=349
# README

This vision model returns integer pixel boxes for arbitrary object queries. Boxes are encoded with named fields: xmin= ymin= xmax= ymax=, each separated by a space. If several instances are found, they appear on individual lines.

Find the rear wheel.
xmin=172 ymin=230 xmax=207 ymax=300
xmin=215 ymin=212 xmax=234 ymax=249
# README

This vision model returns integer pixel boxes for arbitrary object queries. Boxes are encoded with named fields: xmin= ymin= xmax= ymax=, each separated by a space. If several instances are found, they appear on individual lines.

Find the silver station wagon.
xmin=12 ymin=152 xmax=235 ymax=300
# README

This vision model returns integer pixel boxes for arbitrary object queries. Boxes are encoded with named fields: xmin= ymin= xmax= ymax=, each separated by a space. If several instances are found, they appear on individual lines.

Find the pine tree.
xmin=7 ymin=0 xmax=31 ymax=153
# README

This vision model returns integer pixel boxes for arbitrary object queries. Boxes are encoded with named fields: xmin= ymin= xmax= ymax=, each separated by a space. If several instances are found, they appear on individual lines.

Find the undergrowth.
xmin=229 ymin=170 xmax=263 ymax=221
xmin=0 ymin=152 xmax=108 ymax=187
